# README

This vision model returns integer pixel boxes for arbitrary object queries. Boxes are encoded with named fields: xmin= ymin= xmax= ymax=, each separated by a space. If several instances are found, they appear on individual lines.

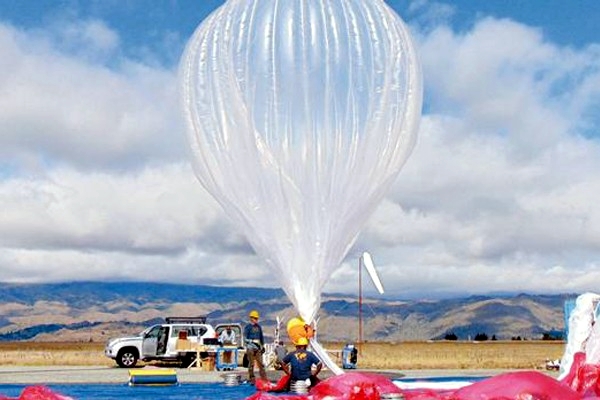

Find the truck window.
xmin=188 ymin=326 xmax=208 ymax=337
xmin=171 ymin=326 xmax=190 ymax=338
xmin=144 ymin=325 xmax=162 ymax=339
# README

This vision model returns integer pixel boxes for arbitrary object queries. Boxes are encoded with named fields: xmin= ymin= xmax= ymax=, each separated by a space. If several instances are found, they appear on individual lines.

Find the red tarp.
xmin=246 ymin=365 xmax=600 ymax=400
xmin=0 ymin=386 xmax=71 ymax=400
xmin=11 ymin=356 xmax=600 ymax=400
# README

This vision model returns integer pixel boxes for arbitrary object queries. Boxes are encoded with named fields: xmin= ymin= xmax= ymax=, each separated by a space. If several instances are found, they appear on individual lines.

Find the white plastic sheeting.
xmin=310 ymin=337 xmax=343 ymax=376
xmin=180 ymin=0 xmax=422 ymax=323
xmin=559 ymin=292 xmax=600 ymax=379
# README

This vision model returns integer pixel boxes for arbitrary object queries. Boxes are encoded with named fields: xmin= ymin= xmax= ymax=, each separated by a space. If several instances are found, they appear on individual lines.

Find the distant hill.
xmin=0 ymin=281 xmax=283 ymax=306
xmin=0 ymin=282 xmax=575 ymax=343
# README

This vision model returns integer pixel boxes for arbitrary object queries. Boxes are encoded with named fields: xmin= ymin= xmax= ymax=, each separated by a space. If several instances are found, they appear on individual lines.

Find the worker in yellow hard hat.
xmin=244 ymin=310 xmax=267 ymax=383
xmin=281 ymin=336 xmax=322 ymax=390
xmin=286 ymin=316 xmax=315 ymax=345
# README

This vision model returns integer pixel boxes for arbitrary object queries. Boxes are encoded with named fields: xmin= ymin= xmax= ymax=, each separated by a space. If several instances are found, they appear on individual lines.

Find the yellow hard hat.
xmin=287 ymin=317 xmax=305 ymax=329
xmin=295 ymin=337 xmax=309 ymax=346
xmin=249 ymin=310 xmax=260 ymax=319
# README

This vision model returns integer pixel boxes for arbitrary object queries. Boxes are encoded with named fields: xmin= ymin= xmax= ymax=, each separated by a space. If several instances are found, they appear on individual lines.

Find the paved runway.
xmin=0 ymin=366 xmax=226 ymax=385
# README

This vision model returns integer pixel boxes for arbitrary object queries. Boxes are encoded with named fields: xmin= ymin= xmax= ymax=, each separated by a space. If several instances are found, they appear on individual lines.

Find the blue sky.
xmin=0 ymin=1 xmax=599 ymax=300
xmin=405 ymin=0 xmax=599 ymax=47
xmin=3 ymin=1 xmax=598 ymax=65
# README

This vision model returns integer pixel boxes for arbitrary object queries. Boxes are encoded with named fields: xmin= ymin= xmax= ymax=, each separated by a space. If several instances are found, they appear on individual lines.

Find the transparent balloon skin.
xmin=180 ymin=0 xmax=422 ymax=323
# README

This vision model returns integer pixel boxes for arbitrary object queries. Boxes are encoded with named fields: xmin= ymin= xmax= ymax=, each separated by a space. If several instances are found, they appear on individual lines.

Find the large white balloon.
xmin=180 ymin=0 xmax=422 ymax=323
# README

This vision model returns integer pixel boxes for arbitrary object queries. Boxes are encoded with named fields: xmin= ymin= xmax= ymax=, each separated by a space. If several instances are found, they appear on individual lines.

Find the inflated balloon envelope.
xmin=180 ymin=0 xmax=422 ymax=324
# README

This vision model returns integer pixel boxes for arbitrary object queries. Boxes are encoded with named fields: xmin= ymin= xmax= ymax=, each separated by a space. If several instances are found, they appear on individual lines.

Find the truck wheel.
xmin=117 ymin=348 xmax=139 ymax=368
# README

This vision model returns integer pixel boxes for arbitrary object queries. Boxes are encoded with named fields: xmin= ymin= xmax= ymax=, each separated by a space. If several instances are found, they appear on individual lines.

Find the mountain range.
xmin=0 ymin=282 xmax=574 ymax=342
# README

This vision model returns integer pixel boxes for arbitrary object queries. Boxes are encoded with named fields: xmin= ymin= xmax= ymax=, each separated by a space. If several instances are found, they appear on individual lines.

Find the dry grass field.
xmin=0 ymin=341 xmax=566 ymax=370
xmin=353 ymin=341 xmax=565 ymax=370
xmin=0 ymin=342 xmax=112 ymax=367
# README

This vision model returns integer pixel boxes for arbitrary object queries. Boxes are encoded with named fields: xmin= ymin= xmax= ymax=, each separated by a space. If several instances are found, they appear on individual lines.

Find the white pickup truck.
xmin=104 ymin=316 xmax=241 ymax=368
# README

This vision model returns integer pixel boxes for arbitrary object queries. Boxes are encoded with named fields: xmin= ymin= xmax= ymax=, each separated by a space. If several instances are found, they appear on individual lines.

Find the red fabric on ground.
xmin=563 ymin=352 xmax=588 ymax=390
xmin=575 ymin=363 xmax=600 ymax=397
xmin=248 ymin=372 xmax=401 ymax=400
xmin=560 ymin=352 xmax=600 ymax=398
xmin=310 ymin=372 xmax=401 ymax=400
xmin=246 ymin=392 xmax=305 ymax=400
xmin=453 ymin=371 xmax=581 ymax=400
xmin=13 ymin=366 xmax=600 ymax=400
xmin=255 ymin=375 xmax=290 ymax=392
xmin=19 ymin=386 xmax=70 ymax=400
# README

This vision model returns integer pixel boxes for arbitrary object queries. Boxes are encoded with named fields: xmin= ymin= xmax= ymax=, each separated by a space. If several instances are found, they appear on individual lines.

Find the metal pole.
xmin=358 ymin=255 xmax=362 ymax=353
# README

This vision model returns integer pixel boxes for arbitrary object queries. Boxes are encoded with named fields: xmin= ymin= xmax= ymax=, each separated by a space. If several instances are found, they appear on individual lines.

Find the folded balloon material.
xmin=0 ymin=386 xmax=72 ymax=400
xmin=561 ymin=351 xmax=600 ymax=398
xmin=248 ymin=372 xmax=402 ymax=400
xmin=245 ymin=370 xmax=600 ymax=400
xmin=255 ymin=375 xmax=291 ymax=393
xmin=310 ymin=372 xmax=402 ymax=399
xmin=448 ymin=371 xmax=581 ymax=400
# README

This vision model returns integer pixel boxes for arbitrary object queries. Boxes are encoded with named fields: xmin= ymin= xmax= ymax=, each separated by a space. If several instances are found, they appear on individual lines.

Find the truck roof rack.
xmin=165 ymin=316 xmax=207 ymax=324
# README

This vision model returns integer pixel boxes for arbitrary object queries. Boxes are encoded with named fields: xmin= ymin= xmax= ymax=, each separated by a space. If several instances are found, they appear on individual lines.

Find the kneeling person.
xmin=281 ymin=337 xmax=322 ymax=389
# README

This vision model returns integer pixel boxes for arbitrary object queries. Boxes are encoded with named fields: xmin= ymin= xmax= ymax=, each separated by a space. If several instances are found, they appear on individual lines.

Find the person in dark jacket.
xmin=281 ymin=337 xmax=322 ymax=389
xmin=244 ymin=310 xmax=267 ymax=382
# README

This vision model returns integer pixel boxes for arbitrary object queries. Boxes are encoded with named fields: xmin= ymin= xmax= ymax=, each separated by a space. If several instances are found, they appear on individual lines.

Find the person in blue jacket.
xmin=281 ymin=337 xmax=322 ymax=389
xmin=244 ymin=310 xmax=267 ymax=382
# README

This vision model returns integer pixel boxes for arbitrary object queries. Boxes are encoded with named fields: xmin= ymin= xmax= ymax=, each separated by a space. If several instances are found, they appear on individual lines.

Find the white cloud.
xmin=50 ymin=19 xmax=120 ymax=60
xmin=0 ymin=23 xmax=184 ymax=173
xmin=0 ymin=163 xmax=277 ymax=286
xmin=407 ymin=0 xmax=455 ymax=30
xmin=1 ymin=165 xmax=210 ymax=251
xmin=0 ymin=19 xmax=287 ymax=290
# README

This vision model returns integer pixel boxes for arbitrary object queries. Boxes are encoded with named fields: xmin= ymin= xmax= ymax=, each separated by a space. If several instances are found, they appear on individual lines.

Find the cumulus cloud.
xmin=0 ymin=20 xmax=271 ymax=287
xmin=0 ymin=163 xmax=269 ymax=284
xmin=0 ymin=23 xmax=184 ymax=174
